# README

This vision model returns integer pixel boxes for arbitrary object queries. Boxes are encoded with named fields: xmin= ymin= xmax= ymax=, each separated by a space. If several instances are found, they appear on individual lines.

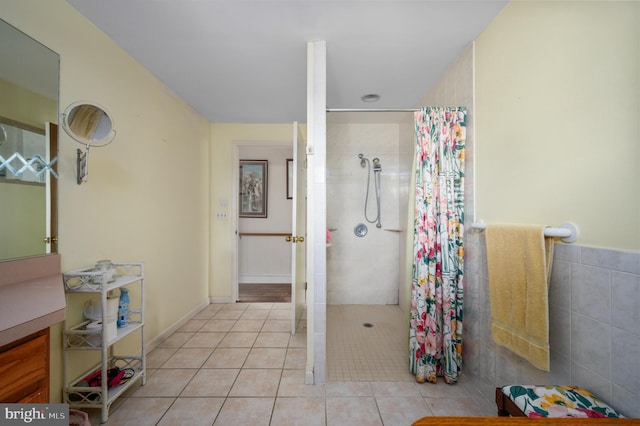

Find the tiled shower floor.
xmin=85 ymin=303 xmax=494 ymax=425
xmin=327 ymin=304 xmax=413 ymax=382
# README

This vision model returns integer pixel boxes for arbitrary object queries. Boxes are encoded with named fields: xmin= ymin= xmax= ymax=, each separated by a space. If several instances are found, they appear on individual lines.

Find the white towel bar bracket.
xmin=470 ymin=221 xmax=578 ymax=243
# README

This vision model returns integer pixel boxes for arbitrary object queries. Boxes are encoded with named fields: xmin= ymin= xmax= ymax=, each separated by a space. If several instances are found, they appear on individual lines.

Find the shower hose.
xmin=364 ymin=160 xmax=382 ymax=228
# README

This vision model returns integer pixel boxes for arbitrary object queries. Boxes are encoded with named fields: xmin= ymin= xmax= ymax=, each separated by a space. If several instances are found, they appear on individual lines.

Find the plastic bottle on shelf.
xmin=117 ymin=288 xmax=129 ymax=328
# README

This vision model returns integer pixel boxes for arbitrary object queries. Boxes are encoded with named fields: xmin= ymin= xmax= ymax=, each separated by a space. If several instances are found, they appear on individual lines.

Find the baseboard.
xmin=146 ymin=299 xmax=209 ymax=352
xmin=239 ymin=275 xmax=291 ymax=284
xmin=210 ymin=296 xmax=234 ymax=304
xmin=305 ymin=369 xmax=314 ymax=385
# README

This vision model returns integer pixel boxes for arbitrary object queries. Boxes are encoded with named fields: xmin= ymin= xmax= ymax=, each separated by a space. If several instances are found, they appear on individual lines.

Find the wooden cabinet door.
xmin=0 ymin=329 xmax=50 ymax=402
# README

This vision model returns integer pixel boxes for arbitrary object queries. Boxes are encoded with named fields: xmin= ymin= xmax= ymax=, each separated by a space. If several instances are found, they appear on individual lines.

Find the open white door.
xmin=290 ymin=122 xmax=307 ymax=334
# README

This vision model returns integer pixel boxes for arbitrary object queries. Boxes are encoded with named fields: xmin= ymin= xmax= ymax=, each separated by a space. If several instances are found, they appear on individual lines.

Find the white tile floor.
xmin=86 ymin=303 xmax=494 ymax=425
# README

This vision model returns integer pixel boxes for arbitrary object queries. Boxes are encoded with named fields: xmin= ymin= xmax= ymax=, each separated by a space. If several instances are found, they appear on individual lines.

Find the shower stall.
xmin=326 ymin=117 xmax=414 ymax=306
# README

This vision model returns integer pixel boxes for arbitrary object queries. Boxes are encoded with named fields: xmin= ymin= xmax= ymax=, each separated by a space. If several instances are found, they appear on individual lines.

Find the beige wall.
xmin=0 ymin=80 xmax=55 ymax=261
xmin=0 ymin=183 xmax=45 ymax=259
xmin=209 ymin=123 xmax=299 ymax=299
xmin=2 ymin=0 xmax=210 ymax=401
xmin=475 ymin=1 xmax=639 ymax=251
xmin=0 ymin=79 xmax=57 ymax=129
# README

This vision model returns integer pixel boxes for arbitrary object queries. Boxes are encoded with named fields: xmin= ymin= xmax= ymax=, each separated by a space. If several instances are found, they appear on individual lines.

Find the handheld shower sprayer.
xmin=358 ymin=153 xmax=382 ymax=228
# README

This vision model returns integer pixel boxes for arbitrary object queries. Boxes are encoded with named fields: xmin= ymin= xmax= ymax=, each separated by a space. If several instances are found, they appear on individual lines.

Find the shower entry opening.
xmin=325 ymin=107 xmax=466 ymax=385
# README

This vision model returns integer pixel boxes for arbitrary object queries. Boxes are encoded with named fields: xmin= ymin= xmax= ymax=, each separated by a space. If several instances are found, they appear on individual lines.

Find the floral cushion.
xmin=501 ymin=385 xmax=624 ymax=418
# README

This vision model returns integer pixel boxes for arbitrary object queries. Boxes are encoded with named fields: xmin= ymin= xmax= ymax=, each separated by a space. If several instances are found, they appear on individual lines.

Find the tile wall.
xmin=464 ymin=234 xmax=640 ymax=418
xmin=326 ymin=122 xmax=411 ymax=305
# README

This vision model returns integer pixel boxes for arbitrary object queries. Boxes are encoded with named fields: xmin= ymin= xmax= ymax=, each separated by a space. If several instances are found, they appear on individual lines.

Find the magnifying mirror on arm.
xmin=61 ymin=101 xmax=116 ymax=184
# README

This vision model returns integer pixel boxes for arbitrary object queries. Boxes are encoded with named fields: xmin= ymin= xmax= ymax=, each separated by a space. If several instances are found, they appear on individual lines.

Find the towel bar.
xmin=471 ymin=221 xmax=578 ymax=243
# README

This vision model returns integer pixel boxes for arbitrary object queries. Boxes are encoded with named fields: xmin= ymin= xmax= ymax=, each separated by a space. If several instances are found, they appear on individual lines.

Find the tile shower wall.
xmin=326 ymin=122 xmax=411 ymax=305
xmin=464 ymin=234 xmax=640 ymax=418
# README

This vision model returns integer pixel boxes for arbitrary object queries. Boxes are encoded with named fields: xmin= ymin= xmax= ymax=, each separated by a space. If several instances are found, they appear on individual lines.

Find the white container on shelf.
xmin=94 ymin=259 xmax=116 ymax=283
xmin=83 ymin=297 xmax=119 ymax=343
xmin=84 ymin=297 xmax=119 ymax=323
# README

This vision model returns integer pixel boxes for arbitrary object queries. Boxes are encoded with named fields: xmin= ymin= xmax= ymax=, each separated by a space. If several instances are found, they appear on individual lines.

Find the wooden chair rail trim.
xmin=238 ymin=232 xmax=291 ymax=237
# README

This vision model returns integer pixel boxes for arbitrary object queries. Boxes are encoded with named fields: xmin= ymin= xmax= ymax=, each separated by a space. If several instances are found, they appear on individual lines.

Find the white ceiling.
xmin=66 ymin=0 xmax=507 ymax=123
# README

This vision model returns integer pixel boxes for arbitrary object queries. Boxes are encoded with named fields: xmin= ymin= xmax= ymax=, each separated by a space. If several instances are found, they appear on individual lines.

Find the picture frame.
xmin=286 ymin=158 xmax=293 ymax=199
xmin=239 ymin=160 xmax=268 ymax=218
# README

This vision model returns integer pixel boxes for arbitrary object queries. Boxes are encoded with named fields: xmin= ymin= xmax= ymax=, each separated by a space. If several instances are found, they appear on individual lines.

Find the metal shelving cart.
xmin=62 ymin=262 xmax=146 ymax=424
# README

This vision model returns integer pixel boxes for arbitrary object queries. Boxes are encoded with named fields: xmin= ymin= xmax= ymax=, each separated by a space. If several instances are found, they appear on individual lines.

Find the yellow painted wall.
xmin=209 ymin=123 xmax=302 ymax=299
xmin=475 ymin=1 xmax=639 ymax=251
xmin=0 ymin=80 xmax=55 ymax=260
xmin=2 ymin=0 xmax=210 ymax=401
xmin=0 ymin=183 xmax=45 ymax=259
xmin=0 ymin=79 xmax=57 ymax=129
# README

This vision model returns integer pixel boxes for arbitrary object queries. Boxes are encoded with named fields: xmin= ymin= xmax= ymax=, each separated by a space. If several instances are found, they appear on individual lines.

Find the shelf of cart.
xmin=64 ymin=320 xmax=101 ymax=349
xmin=66 ymin=367 xmax=145 ymax=408
xmin=65 ymin=386 xmax=103 ymax=407
xmin=63 ymin=262 xmax=143 ymax=292
xmin=114 ymin=321 xmax=144 ymax=341
xmin=67 ymin=357 xmax=144 ymax=389
xmin=64 ymin=320 xmax=143 ymax=349
xmin=63 ymin=273 xmax=143 ymax=293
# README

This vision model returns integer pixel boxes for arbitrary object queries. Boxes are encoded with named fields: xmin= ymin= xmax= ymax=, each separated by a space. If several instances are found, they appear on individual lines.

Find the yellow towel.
xmin=485 ymin=224 xmax=555 ymax=371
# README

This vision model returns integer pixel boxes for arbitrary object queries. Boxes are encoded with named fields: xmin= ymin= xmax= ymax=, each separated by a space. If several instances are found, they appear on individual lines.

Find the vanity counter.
xmin=0 ymin=254 xmax=65 ymax=347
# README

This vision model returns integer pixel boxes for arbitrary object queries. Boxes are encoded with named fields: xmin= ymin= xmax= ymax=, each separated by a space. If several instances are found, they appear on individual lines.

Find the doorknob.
xmin=285 ymin=235 xmax=305 ymax=243
xmin=43 ymin=236 xmax=58 ymax=244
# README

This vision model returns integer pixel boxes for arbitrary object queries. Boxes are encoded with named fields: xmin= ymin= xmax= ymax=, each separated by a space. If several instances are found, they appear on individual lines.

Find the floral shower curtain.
xmin=409 ymin=107 xmax=466 ymax=384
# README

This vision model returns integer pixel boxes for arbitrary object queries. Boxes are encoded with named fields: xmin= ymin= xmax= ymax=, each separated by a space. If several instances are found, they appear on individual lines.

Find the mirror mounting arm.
xmin=77 ymin=144 xmax=89 ymax=184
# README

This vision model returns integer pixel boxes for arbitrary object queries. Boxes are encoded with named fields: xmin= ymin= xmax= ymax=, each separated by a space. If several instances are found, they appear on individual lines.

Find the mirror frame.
xmin=61 ymin=101 xmax=116 ymax=147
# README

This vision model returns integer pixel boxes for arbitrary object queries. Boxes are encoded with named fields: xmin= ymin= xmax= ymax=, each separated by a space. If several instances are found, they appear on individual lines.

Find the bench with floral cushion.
xmin=496 ymin=385 xmax=625 ymax=418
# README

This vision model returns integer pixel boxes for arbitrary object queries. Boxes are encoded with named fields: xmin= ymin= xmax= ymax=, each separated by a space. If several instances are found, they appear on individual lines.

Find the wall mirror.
xmin=61 ymin=101 xmax=115 ymax=184
xmin=0 ymin=19 xmax=59 ymax=261
xmin=62 ymin=102 xmax=115 ymax=147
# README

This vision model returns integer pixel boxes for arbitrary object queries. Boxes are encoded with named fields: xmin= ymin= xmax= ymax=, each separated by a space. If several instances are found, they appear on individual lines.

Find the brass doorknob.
xmin=286 ymin=235 xmax=305 ymax=243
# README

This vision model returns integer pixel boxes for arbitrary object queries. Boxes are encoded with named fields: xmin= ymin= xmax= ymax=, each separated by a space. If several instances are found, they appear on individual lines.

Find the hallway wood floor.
xmin=238 ymin=283 xmax=291 ymax=303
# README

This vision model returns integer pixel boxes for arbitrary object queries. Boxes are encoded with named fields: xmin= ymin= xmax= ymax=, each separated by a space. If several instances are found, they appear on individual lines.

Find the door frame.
xmin=231 ymin=140 xmax=295 ymax=304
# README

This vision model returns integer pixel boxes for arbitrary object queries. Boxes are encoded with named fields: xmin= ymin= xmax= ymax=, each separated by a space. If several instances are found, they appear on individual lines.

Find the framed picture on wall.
xmin=239 ymin=160 xmax=268 ymax=218
xmin=286 ymin=158 xmax=293 ymax=199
